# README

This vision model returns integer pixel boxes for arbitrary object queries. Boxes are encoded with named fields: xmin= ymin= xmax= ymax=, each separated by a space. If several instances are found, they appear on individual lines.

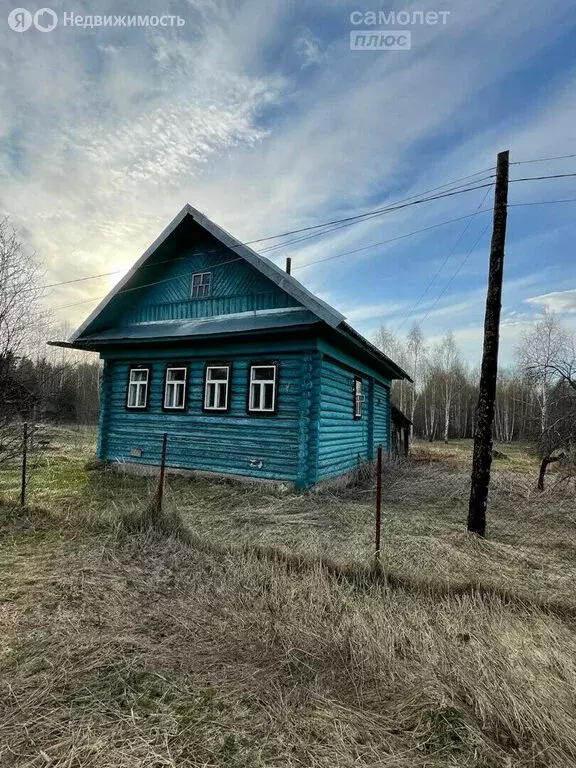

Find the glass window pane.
xmin=168 ymin=368 xmax=186 ymax=382
xmin=252 ymin=366 xmax=274 ymax=381
xmin=263 ymin=382 xmax=274 ymax=410
xmin=207 ymin=383 xmax=215 ymax=408
xmin=217 ymin=383 xmax=227 ymax=409
xmin=132 ymin=369 xmax=147 ymax=382
xmin=137 ymin=385 xmax=146 ymax=407
xmin=209 ymin=367 xmax=228 ymax=381
xmin=250 ymin=383 xmax=259 ymax=410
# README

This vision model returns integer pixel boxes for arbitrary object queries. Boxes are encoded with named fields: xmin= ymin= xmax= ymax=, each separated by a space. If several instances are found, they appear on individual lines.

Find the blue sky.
xmin=1 ymin=0 xmax=576 ymax=363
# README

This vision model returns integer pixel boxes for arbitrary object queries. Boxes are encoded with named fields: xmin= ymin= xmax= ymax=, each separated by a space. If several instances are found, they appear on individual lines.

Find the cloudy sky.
xmin=1 ymin=0 xmax=576 ymax=363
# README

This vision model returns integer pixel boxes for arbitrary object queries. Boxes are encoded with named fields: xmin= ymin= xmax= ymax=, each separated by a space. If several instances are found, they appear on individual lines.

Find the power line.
xmin=291 ymin=208 xmax=493 ymax=270
xmin=510 ymin=172 xmax=576 ymax=182
xmin=418 ymin=222 xmax=491 ymax=326
xmin=50 ymin=206 xmax=494 ymax=311
xmin=41 ymin=178 xmax=495 ymax=298
xmin=511 ymin=153 xmax=576 ymax=165
xmin=257 ymin=177 xmax=496 ymax=256
xmin=507 ymin=197 xmax=576 ymax=207
xmin=242 ymin=167 xmax=495 ymax=245
xmin=395 ymin=185 xmax=493 ymax=332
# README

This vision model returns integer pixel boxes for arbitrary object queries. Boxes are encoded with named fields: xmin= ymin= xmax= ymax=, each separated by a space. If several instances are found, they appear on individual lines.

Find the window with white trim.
xmin=249 ymin=365 xmax=277 ymax=413
xmin=191 ymin=271 xmax=211 ymax=298
xmin=127 ymin=368 xmax=149 ymax=409
xmin=353 ymin=377 xmax=364 ymax=419
xmin=164 ymin=367 xmax=187 ymax=410
xmin=204 ymin=365 xmax=230 ymax=410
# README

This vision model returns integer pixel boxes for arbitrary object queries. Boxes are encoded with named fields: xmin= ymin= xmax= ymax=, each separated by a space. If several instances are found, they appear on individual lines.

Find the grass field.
xmin=1 ymin=430 xmax=576 ymax=766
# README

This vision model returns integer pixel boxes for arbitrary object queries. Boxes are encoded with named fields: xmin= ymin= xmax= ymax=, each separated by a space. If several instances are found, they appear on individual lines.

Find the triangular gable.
xmin=70 ymin=204 xmax=345 ymax=343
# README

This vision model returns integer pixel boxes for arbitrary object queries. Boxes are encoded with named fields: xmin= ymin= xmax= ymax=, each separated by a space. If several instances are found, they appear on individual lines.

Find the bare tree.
xmin=406 ymin=323 xmax=425 ymax=441
xmin=433 ymin=332 xmax=461 ymax=443
xmin=0 ymin=219 xmax=43 ymax=462
xmin=0 ymin=218 xmax=43 ymax=373
xmin=516 ymin=311 xmax=568 ymax=435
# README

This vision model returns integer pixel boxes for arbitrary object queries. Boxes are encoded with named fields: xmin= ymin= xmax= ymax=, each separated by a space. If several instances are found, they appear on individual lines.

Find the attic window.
xmin=191 ymin=271 xmax=211 ymax=298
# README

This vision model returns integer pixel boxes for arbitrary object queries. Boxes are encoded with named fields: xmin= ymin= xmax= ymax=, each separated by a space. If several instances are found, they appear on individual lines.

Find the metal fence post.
xmin=375 ymin=443 xmax=382 ymax=561
xmin=154 ymin=433 xmax=168 ymax=518
xmin=20 ymin=422 xmax=28 ymax=507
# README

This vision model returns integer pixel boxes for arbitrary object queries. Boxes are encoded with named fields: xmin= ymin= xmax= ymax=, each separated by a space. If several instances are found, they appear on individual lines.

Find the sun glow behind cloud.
xmin=1 ymin=0 xmax=576 ymax=363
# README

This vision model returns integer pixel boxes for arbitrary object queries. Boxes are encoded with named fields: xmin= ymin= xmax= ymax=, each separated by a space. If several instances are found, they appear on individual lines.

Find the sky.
xmin=1 ymin=0 xmax=576 ymax=365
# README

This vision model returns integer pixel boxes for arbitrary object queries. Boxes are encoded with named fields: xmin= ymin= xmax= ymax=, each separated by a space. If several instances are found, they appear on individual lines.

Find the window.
xmin=164 ymin=367 xmax=187 ymax=410
xmin=353 ymin=377 xmax=363 ymax=419
xmin=127 ymin=367 xmax=150 ymax=409
xmin=248 ymin=365 xmax=277 ymax=413
xmin=204 ymin=365 xmax=230 ymax=411
xmin=191 ymin=271 xmax=211 ymax=298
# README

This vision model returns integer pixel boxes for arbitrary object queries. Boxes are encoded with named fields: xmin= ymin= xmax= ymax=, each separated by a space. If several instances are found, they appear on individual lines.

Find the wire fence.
xmin=1 ymin=421 xmax=575 ymax=607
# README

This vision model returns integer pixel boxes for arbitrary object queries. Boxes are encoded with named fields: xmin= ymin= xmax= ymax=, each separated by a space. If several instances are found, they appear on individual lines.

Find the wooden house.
xmin=51 ymin=205 xmax=410 ymax=488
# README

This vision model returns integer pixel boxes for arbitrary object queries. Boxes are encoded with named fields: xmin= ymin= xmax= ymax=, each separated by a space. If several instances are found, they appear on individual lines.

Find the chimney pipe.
xmin=285 ymin=257 xmax=292 ymax=275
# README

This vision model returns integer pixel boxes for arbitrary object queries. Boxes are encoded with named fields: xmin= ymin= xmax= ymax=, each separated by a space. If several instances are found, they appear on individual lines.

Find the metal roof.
xmin=68 ymin=308 xmax=321 ymax=346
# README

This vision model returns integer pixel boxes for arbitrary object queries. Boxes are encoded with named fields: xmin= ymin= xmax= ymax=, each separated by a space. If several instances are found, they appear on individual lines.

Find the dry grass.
xmin=1 ymin=500 xmax=576 ymax=767
xmin=2 ymin=434 xmax=576 ymax=608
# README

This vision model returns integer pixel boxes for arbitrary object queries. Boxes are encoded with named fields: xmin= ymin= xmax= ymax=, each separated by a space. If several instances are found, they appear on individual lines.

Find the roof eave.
xmin=338 ymin=322 xmax=412 ymax=382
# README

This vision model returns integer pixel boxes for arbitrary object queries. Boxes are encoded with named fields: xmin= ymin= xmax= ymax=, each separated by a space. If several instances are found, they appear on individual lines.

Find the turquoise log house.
xmin=51 ymin=205 xmax=411 ymax=489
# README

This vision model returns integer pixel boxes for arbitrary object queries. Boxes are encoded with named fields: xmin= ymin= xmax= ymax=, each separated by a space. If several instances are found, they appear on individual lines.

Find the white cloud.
xmin=526 ymin=290 xmax=576 ymax=313
xmin=0 ymin=0 xmax=574 ymax=347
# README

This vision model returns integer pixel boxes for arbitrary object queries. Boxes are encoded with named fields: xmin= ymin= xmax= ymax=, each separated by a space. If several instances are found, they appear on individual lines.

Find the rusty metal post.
xmin=20 ymin=422 xmax=28 ymax=507
xmin=154 ymin=433 xmax=168 ymax=517
xmin=375 ymin=443 xmax=383 ymax=560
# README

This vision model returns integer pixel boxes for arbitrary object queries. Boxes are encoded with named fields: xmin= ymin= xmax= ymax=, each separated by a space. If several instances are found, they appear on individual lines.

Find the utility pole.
xmin=468 ymin=150 xmax=510 ymax=537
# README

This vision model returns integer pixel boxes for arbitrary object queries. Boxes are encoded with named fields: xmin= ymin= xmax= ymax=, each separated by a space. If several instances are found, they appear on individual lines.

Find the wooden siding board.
xmin=101 ymin=346 xmax=306 ymax=482
xmin=373 ymin=382 xmax=390 ymax=453
xmin=119 ymin=238 xmax=298 ymax=326
xmin=316 ymin=358 xmax=370 ymax=481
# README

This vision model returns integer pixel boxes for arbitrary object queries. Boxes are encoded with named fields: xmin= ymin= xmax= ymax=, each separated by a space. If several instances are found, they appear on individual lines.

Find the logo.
xmin=7 ymin=7 xmax=58 ymax=32
xmin=34 ymin=8 xmax=58 ymax=31
xmin=350 ymin=30 xmax=411 ymax=50
xmin=8 ymin=8 xmax=32 ymax=31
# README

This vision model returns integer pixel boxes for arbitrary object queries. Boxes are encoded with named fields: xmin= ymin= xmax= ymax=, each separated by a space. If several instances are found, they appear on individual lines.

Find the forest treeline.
xmin=1 ymin=217 xmax=575 ymax=456
xmin=374 ymin=313 xmax=576 ymax=454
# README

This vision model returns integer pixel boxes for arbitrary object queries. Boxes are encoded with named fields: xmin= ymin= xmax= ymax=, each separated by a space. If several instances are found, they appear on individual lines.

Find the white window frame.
xmin=248 ymin=364 xmax=277 ymax=413
xmin=164 ymin=367 xmax=187 ymax=411
xmin=353 ymin=377 xmax=364 ymax=419
xmin=204 ymin=365 xmax=230 ymax=411
xmin=191 ymin=271 xmax=211 ymax=298
xmin=127 ymin=367 xmax=150 ymax=410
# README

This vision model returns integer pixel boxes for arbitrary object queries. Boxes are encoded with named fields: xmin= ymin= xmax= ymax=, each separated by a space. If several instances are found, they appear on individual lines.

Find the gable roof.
xmin=70 ymin=204 xmax=344 ymax=343
xmin=63 ymin=204 xmax=410 ymax=381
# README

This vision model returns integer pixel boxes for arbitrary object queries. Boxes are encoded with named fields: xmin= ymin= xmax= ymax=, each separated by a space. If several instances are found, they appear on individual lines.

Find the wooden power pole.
xmin=468 ymin=150 xmax=510 ymax=537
